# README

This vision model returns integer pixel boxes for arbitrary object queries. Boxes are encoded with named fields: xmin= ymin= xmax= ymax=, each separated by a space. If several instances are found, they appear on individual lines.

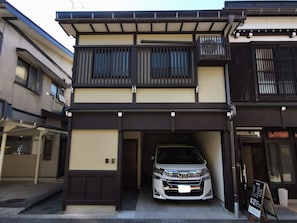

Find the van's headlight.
xmin=201 ymin=168 xmax=209 ymax=176
xmin=154 ymin=167 xmax=164 ymax=175
xmin=164 ymin=170 xmax=174 ymax=177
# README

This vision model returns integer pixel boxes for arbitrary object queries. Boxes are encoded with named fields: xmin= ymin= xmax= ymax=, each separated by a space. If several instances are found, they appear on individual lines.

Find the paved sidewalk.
xmin=0 ymin=180 xmax=63 ymax=215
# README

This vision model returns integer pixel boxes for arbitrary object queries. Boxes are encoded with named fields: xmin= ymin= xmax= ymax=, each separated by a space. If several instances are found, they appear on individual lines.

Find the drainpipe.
xmin=225 ymin=62 xmax=239 ymax=218
xmin=229 ymin=117 xmax=239 ymax=218
xmin=224 ymin=13 xmax=240 ymax=216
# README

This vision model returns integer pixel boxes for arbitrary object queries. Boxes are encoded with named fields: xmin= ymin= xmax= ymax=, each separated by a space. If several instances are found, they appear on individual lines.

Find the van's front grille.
xmin=163 ymin=180 xmax=204 ymax=196
xmin=164 ymin=171 xmax=202 ymax=178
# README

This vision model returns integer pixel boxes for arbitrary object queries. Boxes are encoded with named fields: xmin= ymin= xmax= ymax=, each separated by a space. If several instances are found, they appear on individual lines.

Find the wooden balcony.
xmin=197 ymin=36 xmax=231 ymax=65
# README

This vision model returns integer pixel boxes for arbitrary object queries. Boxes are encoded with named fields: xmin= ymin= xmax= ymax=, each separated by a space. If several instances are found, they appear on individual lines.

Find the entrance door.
xmin=122 ymin=139 xmax=138 ymax=189
xmin=241 ymin=143 xmax=268 ymax=187
xmin=239 ymin=142 xmax=268 ymax=207
xmin=266 ymin=142 xmax=297 ymax=198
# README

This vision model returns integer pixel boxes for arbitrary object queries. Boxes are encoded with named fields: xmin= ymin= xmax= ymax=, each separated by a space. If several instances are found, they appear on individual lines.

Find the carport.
xmin=121 ymin=130 xmax=227 ymax=210
xmin=0 ymin=120 xmax=67 ymax=184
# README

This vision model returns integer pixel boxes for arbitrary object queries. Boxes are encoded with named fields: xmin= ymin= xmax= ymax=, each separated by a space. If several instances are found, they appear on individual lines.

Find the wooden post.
xmin=34 ymin=129 xmax=48 ymax=184
xmin=0 ymin=123 xmax=16 ymax=183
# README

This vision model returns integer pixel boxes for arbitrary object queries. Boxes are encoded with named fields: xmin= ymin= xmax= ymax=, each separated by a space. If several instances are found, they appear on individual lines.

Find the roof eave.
xmin=1 ymin=1 xmax=73 ymax=57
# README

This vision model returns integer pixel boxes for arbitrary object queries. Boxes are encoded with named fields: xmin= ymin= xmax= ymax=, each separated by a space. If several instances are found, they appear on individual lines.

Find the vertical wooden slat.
xmin=74 ymin=46 xmax=195 ymax=87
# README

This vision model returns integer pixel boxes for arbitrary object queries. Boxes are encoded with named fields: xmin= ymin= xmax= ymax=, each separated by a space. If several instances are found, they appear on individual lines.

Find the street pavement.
xmin=0 ymin=180 xmax=297 ymax=222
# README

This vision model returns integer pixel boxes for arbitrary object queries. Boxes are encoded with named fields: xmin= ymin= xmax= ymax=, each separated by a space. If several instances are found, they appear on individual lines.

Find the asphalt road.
xmin=21 ymin=191 xmax=63 ymax=214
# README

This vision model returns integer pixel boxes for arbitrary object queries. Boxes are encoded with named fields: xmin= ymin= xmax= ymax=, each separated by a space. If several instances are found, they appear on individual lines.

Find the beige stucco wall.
xmin=69 ymin=130 xmax=118 ymax=170
xmin=2 ymin=155 xmax=36 ymax=177
xmin=0 ymin=22 xmax=18 ymax=103
xmin=79 ymin=35 xmax=134 ymax=45
xmin=137 ymin=34 xmax=193 ymax=44
xmin=136 ymin=88 xmax=195 ymax=103
xmin=0 ymin=20 xmax=72 ymax=115
xmin=74 ymin=88 xmax=132 ymax=103
xmin=198 ymin=67 xmax=226 ymax=103
xmin=193 ymin=131 xmax=225 ymax=202
xmin=65 ymin=205 xmax=115 ymax=214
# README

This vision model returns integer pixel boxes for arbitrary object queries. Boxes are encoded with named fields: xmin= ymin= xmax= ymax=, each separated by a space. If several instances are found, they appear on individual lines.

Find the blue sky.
xmin=7 ymin=0 xmax=227 ymax=51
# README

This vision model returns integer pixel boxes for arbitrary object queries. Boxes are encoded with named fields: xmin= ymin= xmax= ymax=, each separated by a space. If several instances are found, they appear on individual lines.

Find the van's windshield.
xmin=156 ymin=147 xmax=205 ymax=164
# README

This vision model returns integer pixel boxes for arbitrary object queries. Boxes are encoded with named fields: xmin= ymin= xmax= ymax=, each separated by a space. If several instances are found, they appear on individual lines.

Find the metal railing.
xmin=197 ymin=36 xmax=231 ymax=62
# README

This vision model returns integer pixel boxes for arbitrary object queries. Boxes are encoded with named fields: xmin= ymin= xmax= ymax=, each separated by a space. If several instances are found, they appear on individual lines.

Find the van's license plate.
xmin=178 ymin=185 xmax=191 ymax=193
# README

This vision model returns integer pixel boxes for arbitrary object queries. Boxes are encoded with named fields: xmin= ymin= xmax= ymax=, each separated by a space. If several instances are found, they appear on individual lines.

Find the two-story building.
xmin=56 ymin=6 xmax=246 ymax=213
xmin=226 ymin=1 xmax=297 ymax=208
xmin=0 ymin=1 xmax=73 ymax=183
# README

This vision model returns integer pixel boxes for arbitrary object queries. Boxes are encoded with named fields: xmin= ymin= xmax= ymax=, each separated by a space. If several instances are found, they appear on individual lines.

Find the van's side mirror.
xmin=151 ymin=156 xmax=155 ymax=162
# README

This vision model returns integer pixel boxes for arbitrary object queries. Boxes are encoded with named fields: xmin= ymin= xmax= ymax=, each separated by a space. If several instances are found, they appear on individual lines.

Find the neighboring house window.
xmin=15 ymin=57 xmax=41 ymax=94
xmin=50 ymin=82 xmax=66 ymax=104
xmin=151 ymin=48 xmax=190 ymax=78
xmin=5 ymin=136 xmax=32 ymax=155
xmin=255 ymin=47 xmax=297 ymax=96
xmin=93 ymin=48 xmax=130 ymax=78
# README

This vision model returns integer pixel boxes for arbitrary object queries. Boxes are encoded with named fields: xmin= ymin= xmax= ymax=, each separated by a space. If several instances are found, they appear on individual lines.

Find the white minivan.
xmin=152 ymin=144 xmax=213 ymax=200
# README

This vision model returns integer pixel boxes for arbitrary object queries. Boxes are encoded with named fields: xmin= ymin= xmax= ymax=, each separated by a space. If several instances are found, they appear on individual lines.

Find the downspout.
xmin=225 ymin=65 xmax=239 ymax=218
xmin=225 ymin=14 xmax=240 ymax=218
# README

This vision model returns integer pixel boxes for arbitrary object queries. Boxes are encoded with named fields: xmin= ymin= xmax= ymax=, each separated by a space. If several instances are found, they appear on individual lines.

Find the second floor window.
xmin=15 ymin=58 xmax=41 ymax=94
xmin=93 ymin=48 xmax=130 ymax=78
xmin=74 ymin=46 xmax=196 ymax=86
xmin=255 ymin=47 xmax=297 ymax=96
xmin=151 ymin=48 xmax=190 ymax=78
xmin=50 ymin=83 xmax=66 ymax=104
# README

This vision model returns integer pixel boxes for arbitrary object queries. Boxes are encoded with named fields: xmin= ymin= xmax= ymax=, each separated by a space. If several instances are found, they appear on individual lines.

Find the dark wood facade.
xmin=229 ymin=42 xmax=297 ymax=202
xmin=65 ymin=170 xmax=117 ymax=205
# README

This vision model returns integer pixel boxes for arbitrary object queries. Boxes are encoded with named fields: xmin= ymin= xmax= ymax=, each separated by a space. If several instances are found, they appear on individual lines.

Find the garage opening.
xmin=121 ymin=130 xmax=225 ymax=211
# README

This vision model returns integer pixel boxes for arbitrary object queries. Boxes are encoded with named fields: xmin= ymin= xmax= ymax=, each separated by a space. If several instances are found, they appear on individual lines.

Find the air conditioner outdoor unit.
xmin=199 ymin=38 xmax=225 ymax=56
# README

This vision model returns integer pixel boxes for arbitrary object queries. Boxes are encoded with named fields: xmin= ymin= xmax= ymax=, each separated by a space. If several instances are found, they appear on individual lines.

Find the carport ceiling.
xmin=56 ymin=10 xmax=246 ymax=37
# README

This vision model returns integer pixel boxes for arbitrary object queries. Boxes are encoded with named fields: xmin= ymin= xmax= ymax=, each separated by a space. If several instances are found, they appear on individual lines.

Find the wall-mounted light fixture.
xmin=234 ymin=29 xmax=297 ymax=38
xmin=247 ymin=31 xmax=253 ymax=38
xmin=281 ymin=106 xmax=286 ymax=111
xmin=290 ymin=31 xmax=296 ymax=38
xmin=65 ymin=110 xmax=72 ymax=117
xmin=117 ymin=111 xmax=123 ymax=117
xmin=171 ymin=111 xmax=176 ymax=117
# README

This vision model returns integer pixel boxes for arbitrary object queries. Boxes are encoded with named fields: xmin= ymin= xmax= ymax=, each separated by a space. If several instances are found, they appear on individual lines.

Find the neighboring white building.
xmin=0 ymin=0 xmax=73 ymax=183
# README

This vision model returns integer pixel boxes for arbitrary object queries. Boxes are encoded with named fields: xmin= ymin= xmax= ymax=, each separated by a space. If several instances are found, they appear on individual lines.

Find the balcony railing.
xmin=73 ymin=45 xmax=196 ymax=87
xmin=197 ymin=36 xmax=231 ymax=65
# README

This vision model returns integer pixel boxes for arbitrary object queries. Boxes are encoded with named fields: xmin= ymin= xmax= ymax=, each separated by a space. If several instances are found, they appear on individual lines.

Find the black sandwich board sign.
xmin=248 ymin=179 xmax=278 ymax=222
